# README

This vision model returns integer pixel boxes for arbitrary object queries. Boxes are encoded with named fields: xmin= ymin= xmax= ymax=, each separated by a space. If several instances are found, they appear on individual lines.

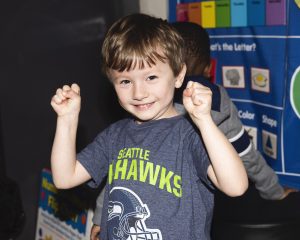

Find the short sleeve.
xmin=188 ymin=130 xmax=212 ymax=187
xmin=77 ymin=128 xmax=110 ymax=188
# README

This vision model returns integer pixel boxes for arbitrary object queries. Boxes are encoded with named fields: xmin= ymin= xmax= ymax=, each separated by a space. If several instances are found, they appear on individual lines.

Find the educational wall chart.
xmin=169 ymin=1 xmax=300 ymax=189
xmin=35 ymin=169 xmax=94 ymax=240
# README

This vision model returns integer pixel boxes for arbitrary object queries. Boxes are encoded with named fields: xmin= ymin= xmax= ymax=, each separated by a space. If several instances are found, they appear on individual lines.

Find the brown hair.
xmin=102 ymin=13 xmax=185 ymax=77
xmin=171 ymin=22 xmax=211 ymax=77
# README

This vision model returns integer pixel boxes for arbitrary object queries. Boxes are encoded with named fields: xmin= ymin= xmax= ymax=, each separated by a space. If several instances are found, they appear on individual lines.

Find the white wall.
xmin=139 ymin=0 xmax=168 ymax=19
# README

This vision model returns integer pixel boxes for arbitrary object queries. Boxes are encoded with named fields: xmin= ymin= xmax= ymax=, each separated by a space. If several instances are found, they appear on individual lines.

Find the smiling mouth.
xmin=134 ymin=102 xmax=154 ymax=111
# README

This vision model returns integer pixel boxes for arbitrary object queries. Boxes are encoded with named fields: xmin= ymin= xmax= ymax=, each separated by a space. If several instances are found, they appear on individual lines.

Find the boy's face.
xmin=109 ymin=60 xmax=186 ymax=123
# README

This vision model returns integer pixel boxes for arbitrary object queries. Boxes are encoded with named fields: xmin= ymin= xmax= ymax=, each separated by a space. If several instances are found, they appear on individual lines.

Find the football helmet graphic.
xmin=108 ymin=187 xmax=162 ymax=240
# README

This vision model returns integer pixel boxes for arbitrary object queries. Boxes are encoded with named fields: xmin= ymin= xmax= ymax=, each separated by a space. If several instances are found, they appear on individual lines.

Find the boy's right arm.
xmin=50 ymin=83 xmax=91 ymax=189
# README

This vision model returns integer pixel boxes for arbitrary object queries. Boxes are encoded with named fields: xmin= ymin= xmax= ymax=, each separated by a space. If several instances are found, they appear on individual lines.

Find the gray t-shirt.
xmin=78 ymin=115 xmax=214 ymax=240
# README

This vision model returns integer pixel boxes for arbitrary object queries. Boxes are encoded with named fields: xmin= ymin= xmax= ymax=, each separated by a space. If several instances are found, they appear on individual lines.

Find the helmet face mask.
xmin=108 ymin=187 xmax=162 ymax=240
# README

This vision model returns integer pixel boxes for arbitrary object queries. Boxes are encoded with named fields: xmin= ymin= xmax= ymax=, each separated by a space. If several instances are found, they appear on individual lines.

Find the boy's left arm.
xmin=183 ymin=81 xmax=248 ymax=197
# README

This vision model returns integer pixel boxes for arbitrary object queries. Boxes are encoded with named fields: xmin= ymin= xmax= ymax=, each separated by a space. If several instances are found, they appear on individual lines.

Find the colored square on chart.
xmin=176 ymin=3 xmax=189 ymax=22
xmin=188 ymin=2 xmax=202 ymax=25
xmin=201 ymin=1 xmax=216 ymax=28
xmin=222 ymin=66 xmax=245 ymax=89
xmin=251 ymin=67 xmax=270 ymax=93
xmin=216 ymin=0 xmax=231 ymax=28
xmin=247 ymin=0 xmax=265 ymax=26
xmin=266 ymin=0 xmax=286 ymax=25
xmin=231 ymin=0 xmax=247 ymax=27
xmin=262 ymin=130 xmax=277 ymax=160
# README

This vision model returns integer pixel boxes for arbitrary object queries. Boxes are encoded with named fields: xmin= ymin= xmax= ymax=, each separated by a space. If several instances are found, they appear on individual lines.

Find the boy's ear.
xmin=175 ymin=64 xmax=187 ymax=88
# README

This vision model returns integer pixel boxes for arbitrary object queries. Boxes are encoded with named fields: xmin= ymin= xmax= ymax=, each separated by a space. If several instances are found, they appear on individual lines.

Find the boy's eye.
xmin=147 ymin=75 xmax=157 ymax=81
xmin=120 ymin=79 xmax=131 ymax=85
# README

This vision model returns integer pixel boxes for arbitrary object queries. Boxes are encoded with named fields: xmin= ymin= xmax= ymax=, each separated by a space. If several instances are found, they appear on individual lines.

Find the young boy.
xmin=50 ymin=14 xmax=248 ymax=240
xmin=90 ymin=19 xmax=298 ymax=240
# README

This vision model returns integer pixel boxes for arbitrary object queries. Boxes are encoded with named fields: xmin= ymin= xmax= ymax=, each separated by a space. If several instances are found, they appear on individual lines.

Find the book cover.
xmin=231 ymin=0 xmax=247 ymax=27
xmin=188 ymin=2 xmax=202 ymax=25
xmin=35 ymin=169 xmax=94 ymax=240
xmin=216 ymin=0 xmax=231 ymax=28
xmin=248 ymin=0 xmax=265 ymax=26
xmin=266 ymin=0 xmax=286 ymax=25
xmin=176 ymin=3 xmax=189 ymax=22
xmin=201 ymin=1 xmax=216 ymax=28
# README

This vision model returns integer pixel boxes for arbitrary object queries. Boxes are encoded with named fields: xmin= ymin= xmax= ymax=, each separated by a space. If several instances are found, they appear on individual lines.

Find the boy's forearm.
xmin=51 ymin=115 xmax=79 ymax=188
xmin=194 ymin=116 xmax=248 ymax=196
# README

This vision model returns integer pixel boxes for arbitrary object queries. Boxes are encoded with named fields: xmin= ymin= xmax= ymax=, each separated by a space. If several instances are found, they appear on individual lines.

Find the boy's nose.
xmin=132 ymin=83 xmax=148 ymax=100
